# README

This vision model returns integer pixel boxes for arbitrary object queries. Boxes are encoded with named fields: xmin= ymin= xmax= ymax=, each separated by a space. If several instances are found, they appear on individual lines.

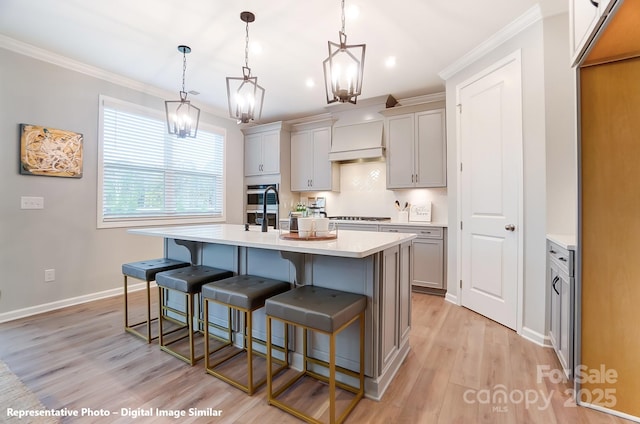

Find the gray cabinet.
xmin=385 ymin=109 xmax=446 ymax=189
xmin=242 ymin=122 xmax=290 ymax=177
xmin=547 ymin=239 xmax=575 ymax=379
xmin=380 ymin=225 xmax=446 ymax=293
xmin=378 ymin=241 xmax=412 ymax=375
xmin=290 ymin=120 xmax=338 ymax=191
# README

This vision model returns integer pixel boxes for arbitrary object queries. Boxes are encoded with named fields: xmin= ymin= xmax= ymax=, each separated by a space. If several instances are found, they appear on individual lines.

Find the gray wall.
xmin=0 ymin=47 xmax=244 ymax=319
xmin=444 ymin=18 xmax=553 ymax=342
xmin=544 ymin=14 xmax=577 ymax=235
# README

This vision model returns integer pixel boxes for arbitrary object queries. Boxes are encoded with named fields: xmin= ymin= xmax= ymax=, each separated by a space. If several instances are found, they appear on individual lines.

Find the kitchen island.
xmin=128 ymin=224 xmax=415 ymax=400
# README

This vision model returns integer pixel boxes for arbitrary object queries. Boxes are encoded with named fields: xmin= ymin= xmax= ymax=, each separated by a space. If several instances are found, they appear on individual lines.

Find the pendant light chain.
xmin=341 ymin=0 xmax=346 ymax=34
xmin=245 ymin=19 xmax=250 ymax=70
xmin=181 ymin=49 xmax=187 ymax=93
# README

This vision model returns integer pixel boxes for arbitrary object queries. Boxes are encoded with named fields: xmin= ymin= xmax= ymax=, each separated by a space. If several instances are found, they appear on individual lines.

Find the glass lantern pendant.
xmin=323 ymin=0 xmax=366 ymax=104
xmin=226 ymin=11 xmax=265 ymax=124
xmin=165 ymin=45 xmax=200 ymax=138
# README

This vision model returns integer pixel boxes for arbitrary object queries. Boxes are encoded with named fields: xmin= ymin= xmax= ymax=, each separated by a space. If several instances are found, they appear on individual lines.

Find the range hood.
xmin=329 ymin=120 xmax=384 ymax=162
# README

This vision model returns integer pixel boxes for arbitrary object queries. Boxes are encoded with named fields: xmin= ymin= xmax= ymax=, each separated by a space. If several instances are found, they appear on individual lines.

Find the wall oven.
xmin=246 ymin=183 xmax=279 ymax=226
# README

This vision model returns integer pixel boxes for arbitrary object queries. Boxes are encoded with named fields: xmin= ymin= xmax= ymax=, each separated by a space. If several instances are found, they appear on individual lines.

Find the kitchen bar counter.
xmin=128 ymin=223 xmax=414 ymax=400
xmin=128 ymin=224 xmax=415 ymax=258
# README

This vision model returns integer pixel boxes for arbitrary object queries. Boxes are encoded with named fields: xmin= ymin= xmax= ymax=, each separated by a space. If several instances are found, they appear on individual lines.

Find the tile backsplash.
xmin=301 ymin=161 xmax=448 ymax=222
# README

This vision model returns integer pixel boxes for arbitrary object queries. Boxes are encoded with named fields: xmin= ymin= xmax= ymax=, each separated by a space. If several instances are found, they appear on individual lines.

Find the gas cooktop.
xmin=329 ymin=216 xmax=391 ymax=221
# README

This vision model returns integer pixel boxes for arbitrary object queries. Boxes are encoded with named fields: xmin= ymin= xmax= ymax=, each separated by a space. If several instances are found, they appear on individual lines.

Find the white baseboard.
xmin=445 ymin=292 xmax=459 ymax=305
xmin=520 ymin=326 xmax=552 ymax=347
xmin=579 ymin=401 xmax=640 ymax=423
xmin=0 ymin=282 xmax=152 ymax=324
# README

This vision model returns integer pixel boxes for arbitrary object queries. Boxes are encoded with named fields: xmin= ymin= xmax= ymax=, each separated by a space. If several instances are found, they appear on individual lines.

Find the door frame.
xmin=454 ymin=50 xmax=524 ymax=334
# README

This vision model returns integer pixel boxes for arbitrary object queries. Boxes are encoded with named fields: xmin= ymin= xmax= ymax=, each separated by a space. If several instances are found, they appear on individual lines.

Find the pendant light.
xmin=323 ymin=0 xmax=366 ymax=104
xmin=226 ymin=11 xmax=265 ymax=124
xmin=165 ymin=45 xmax=201 ymax=138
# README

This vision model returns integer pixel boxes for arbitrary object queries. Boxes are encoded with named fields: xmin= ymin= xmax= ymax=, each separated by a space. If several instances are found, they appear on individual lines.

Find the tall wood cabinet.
xmin=576 ymin=0 xmax=640 ymax=419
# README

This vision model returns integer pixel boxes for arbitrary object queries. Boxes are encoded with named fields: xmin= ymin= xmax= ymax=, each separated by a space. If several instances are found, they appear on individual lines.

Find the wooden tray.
xmin=279 ymin=232 xmax=337 ymax=241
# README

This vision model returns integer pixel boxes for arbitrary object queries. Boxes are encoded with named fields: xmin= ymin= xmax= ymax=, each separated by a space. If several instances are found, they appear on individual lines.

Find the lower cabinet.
xmin=547 ymin=239 xmax=575 ymax=379
xmin=378 ymin=241 xmax=412 ymax=375
xmin=381 ymin=225 xmax=446 ymax=293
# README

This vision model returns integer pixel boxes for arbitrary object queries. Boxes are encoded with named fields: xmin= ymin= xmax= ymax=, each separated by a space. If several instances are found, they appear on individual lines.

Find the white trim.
xmin=579 ymin=402 xmax=640 ymax=423
xmin=0 ymin=281 xmax=154 ymax=324
xmin=445 ymin=292 xmax=459 ymax=305
xmin=0 ymin=33 xmax=229 ymax=118
xmin=396 ymin=92 xmax=446 ymax=106
xmin=438 ymin=5 xmax=542 ymax=81
xmin=96 ymin=94 xmax=227 ymax=229
xmin=455 ymin=50 xmax=524 ymax=333
xmin=520 ymin=326 xmax=552 ymax=347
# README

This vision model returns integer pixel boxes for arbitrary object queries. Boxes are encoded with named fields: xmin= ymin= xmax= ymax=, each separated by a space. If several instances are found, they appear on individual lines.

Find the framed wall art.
xmin=19 ymin=124 xmax=83 ymax=178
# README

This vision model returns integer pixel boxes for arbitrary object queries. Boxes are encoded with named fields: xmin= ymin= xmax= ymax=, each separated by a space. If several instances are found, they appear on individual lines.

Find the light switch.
xmin=21 ymin=196 xmax=44 ymax=209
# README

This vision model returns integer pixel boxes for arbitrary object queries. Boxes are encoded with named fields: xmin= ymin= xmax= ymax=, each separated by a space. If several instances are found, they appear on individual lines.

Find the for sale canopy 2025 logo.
xmin=462 ymin=364 xmax=617 ymax=413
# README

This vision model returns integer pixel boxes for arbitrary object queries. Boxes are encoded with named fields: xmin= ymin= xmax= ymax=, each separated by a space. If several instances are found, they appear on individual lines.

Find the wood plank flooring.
xmin=0 ymin=291 xmax=634 ymax=423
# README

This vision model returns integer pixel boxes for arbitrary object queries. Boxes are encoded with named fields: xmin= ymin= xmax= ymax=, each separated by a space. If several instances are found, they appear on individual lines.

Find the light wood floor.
xmin=0 ymin=292 xmax=633 ymax=424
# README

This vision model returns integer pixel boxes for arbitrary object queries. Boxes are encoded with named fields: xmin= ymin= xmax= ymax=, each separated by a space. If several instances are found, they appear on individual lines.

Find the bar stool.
xmin=156 ymin=265 xmax=233 ymax=365
xmin=265 ymin=285 xmax=367 ymax=424
xmin=202 ymin=275 xmax=291 ymax=395
xmin=122 ymin=258 xmax=190 ymax=343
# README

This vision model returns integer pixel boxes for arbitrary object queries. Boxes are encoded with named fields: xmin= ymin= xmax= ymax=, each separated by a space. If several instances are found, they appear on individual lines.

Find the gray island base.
xmin=128 ymin=224 xmax=416 ymax=400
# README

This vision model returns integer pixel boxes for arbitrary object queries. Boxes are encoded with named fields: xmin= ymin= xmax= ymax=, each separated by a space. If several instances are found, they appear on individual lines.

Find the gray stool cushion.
xmin=122 ymin=258 xmax=190 ymax=282
xmin=202 ymin=275 xmax=290 ymax=310
xmin=156 ymin=266 xmax=233 ymax=294
xmin=265 ymin=285 xmax=366 ymax=333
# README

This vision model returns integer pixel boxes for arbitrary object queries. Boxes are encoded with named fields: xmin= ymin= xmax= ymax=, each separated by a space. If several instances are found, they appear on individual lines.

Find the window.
xmin=98 ymin=96 xmax=225 ymax=228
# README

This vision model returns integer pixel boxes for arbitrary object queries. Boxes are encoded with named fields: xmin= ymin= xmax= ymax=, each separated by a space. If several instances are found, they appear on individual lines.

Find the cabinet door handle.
xmin=559 ymin=257 xmax=567 ymax=262
xmin=552 ymin=275 xmax=560 ymax=295
xmin=590 ymin=0 xmax=599 ymax=7
xmin=549 ymin=249 xmax=557 ymax=254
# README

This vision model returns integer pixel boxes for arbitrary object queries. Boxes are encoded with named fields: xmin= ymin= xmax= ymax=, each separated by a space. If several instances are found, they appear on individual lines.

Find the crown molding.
xmin=0 ymin=34 xmax=230 ymax=119
xmin=396 ymin=92 xmax=446 ymax=106
xmin=438 ymin=4 xmax=543 ymax=81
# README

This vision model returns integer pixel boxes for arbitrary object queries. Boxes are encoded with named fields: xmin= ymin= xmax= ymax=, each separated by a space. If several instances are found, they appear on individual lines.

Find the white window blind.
xmin=98 ymin=96 xmax=225 ymax=227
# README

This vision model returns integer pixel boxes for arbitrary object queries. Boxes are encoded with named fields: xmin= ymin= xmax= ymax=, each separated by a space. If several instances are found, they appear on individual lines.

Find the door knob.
xmin=505 ymin=224 xmax=515 ymax=231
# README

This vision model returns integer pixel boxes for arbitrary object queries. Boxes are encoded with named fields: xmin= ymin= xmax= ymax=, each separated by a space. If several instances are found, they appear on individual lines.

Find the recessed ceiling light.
xmin=306 ymin=78 xmax=315 ymax=88
xmin=385 ymin=56 xmax=397 ymax=68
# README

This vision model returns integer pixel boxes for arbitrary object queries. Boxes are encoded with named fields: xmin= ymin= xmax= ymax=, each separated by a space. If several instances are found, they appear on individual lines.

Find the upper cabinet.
xmin=383 ymin=106 xmax=446 ymax=189
xmin=570 ymin=0 xmax=616 ymax=65
xmin=290 ymin=119 xmax=339 ymax=192
xmin=242 ymin=122 xmax=290 ymax=177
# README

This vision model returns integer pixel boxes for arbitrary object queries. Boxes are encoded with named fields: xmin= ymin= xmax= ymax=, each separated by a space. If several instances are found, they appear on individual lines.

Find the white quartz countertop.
xmin=547 ymin=234 xmax=576 ymax=250
xmin=128 ymin=224 xmax=416 ymax=258
xmin=380 ymin=221 xmax=448 ymax=228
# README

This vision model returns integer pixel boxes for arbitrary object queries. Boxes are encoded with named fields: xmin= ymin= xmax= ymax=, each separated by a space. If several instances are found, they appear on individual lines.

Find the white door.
xmin=458 ymin=52 xmax=522 ymax=330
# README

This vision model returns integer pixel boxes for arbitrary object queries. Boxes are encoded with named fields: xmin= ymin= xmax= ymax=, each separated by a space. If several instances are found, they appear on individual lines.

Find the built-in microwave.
xmin=246 ymin=183 xmax=279 ymax=226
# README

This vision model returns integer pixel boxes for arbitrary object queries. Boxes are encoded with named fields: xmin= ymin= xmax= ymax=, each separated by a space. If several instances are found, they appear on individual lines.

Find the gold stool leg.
xmin=158 ymin=286 xmax=164 ymax=347
xmin=266 ymin=316 xmax=273 ymax=402
xmin=246 ymin=310 xmax=254 ymax=395
xmin=187 ymin=293 xmax=194 ymax=365
xmin=330 ymin=331 xmax=336 ymax=424
xmin=123 ymin=275 xmax=129 ymax=330
xmin=146 ymin=280 xmax=152 ymax=343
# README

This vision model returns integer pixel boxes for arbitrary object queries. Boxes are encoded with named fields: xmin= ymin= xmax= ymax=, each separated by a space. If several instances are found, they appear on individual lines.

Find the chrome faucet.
xmin=262 ymin=185 xmax=279 ymax=232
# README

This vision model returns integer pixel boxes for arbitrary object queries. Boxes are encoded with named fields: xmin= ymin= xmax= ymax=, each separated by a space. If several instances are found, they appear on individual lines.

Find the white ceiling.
xmin=0 ymin=0 xmax=566 ymax=123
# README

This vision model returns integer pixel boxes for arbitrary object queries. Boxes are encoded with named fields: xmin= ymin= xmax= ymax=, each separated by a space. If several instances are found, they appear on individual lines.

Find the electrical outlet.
xmin=44 ymin=269 xmax=55 ymax=282
xmin=21 ymin=196 xmax=44 ymax=209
